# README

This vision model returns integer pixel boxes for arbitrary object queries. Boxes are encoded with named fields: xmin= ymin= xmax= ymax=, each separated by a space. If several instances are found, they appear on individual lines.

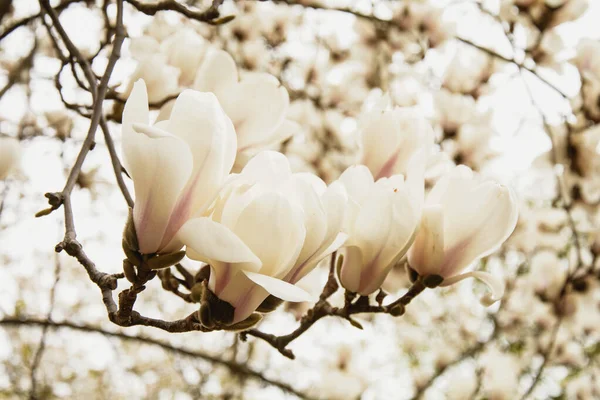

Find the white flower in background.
xmin=408 ymin=165 xmax=518 ymax=305
xmin=443 ymin=46 xmax=491 ymax=94
xmin=0 ymin=137 xmax=20 ymax=180
xmin=441 ymin=110 xmax=496 ymax=168
xmin=336 ymin=154 xmax=426 ymax=296
xmin=178 ymin=151 xmax=347 ymax=324
xmin=130 ymin=28 xmax=208 ymax=87
xmin=480 ymin=347 xmax=520 ymax=400
xmin=122 ymin=80 xmax=236 ymax=255
xmin=435 ymin=89 xmax=477 ymax=137
xmin=156 ymin=48 xmax=292 ymax=171
xmin=358 ymin=94 xmax=434 ymax=180
xmin=127 ymin=54 xmax=180 ymax=104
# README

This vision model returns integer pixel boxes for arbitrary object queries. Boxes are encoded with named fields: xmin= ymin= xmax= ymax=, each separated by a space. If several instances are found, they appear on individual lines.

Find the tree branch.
xmin=0 ymin=317 xmax=319 ymax=400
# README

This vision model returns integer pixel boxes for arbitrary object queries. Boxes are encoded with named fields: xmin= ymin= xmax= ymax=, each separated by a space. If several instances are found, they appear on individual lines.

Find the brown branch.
xmin=242 ymin=254 xmax=430 ymax=359
xmin=0 ymin=318 xmax=318 ymax=400
xmin=124 ymin=0 xmax=229 ymax=24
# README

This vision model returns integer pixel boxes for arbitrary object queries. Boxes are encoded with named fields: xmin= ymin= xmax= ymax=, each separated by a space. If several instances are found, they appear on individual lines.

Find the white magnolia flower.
xmin=408 ymin=166 xmax=518 ymax=305
xmin=358 ymin=95 xmax=434 ymax=180
xmin=336 ymin=154 xmax=426 ymax=296
xmin=178 ymin=151 xmax=347 ymax=324
xmin=192 ymin=49 xmax=292 ymax=171
xmin=130 ymin=28 xmax=208 ymax=88
xmin=122 ymin=80 xmax=236 ymax=255
xmin=127 ymin=54 xmax=180 ymax=104
xmin=0 ymin=137 xmax=20 ymax=180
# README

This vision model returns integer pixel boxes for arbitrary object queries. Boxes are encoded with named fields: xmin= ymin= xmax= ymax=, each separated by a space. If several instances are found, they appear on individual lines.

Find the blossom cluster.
xmin=121 ymin=74 xmax=518 ymax=328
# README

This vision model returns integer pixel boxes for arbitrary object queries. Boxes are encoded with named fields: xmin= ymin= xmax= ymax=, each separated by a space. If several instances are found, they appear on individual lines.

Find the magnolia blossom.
xmin=0 ymin=137 xmax=20 ymax=180
xmin=408 ymin=166 xmax=518 ymax=305
xmin=122 ymin=80 xmax=236 ymax=254
xmin=127 ymin=54 xmax=180 ymax=104
xmin=154 ymin=48 xmax=293 ymax=171
xmin=358 ymin=95 xmax=434 ymax=180
xmin=336 ymin=154 xmax=425 ymax=296
xmin=130 ymin=28 xmax=208 ymax=87
xmin=178 ymin=151 xmax=347 ymax=324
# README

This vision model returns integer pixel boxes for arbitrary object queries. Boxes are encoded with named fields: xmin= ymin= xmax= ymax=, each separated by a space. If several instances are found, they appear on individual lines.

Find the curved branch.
xmin=0 ymin=318 xmax=318 ymax=400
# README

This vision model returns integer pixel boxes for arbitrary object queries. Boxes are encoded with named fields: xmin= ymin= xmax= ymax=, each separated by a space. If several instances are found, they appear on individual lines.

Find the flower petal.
xmin=122 ymin=84 xmax=194 ymax=254
xmin=243 ymin=271 xmax=315 ymax=302
xmin=440 ymin=271 xmax=505 ymax=306
xmin=177 ymin=217 xmax=261 ymax=268
xmin=408 ymin=205 xmax=445 ymax=277
xmin=232 ymin=191 xmax=306 ymax=278
xmin=220 ymin=75 xmax=290 ymax=150
xmin=193 ymin=48 xmax=238 ymax=98
xmin=440 ymin=183 xmax=518 ymax=277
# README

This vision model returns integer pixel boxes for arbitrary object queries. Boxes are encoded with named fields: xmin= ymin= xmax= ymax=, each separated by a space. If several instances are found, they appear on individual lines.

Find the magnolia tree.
xmin=0 ymin=0 xmax=599 ymax=399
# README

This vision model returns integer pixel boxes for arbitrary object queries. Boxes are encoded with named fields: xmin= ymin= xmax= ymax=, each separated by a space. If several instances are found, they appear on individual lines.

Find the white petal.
xmin=243 ymin=271 xmax=315 ymax=302
xmin=161 ymin=28 xmax=207 ymax=85
xmin=232 ymin=191 xmax=306 ymax=278
xmin=193 ymin=48 xmax=238 ymax=98
xmin=440 ymin=271 xmax=505 ymax=306
xmin=439 ymin=183 xmax=518 ymax=277
xmin=177 ymin=218 xmax=261 ymax=268
xmin=239 ymin=151 xmax=292 ymax=186
xmin=351 ymin=184 xmax=393 ymax=263
xmin=220 ymin=75 xmax=289 ymax=150
xmin=122 ymin=88 xmax=194 ymax=253
xmin=408 ymin=205 xmax=445 ymax=277
xmin=166 ymin=90 xmax=237 ymax=215
xmin=284 ymin=176 xmax=327 ymax=267
xmin=337 ymin=165 xmax=375 ymax=205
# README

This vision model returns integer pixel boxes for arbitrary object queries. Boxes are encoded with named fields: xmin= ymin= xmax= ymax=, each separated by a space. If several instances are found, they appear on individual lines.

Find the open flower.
xmin=192 ymin=49 xmax=292 ymax=171
xmin=408 ymin=166 xmax=518 ymax=305
xmin=336 ymin=153 xmax=426 ymax=296
xmin=122 ymin=80 xmax=236 ymax=255
xmin=178 ymin=151 xmax=347 ymax=325
xmin=0 ymin=137 xmax=20 ymax=180
xmin=358 ymin=95 xmax=434 ymax=180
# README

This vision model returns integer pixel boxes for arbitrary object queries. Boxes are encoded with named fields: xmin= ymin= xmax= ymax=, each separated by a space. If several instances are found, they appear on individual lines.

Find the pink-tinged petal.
xmin=351 ymin=184 xmax=393 ymax=263
xmin=217 ymin=269 xmax=268 ymax=323
xmin=122 ymin=84 xmax=194 ymax=254
xmin=243 ymin=271 xmax=315 ymax=302
xmin=408 ymin=205 xmax=445 ymax=277
xmin=339 ymin=246 xmax=364 ymax=294
xmin=440 ymin=271 xmax=505 ymax=306
xmin=158 ymin=90 xmax=237 ymax=250
xmin=439 ymin=183 xmax=518 ymax=277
